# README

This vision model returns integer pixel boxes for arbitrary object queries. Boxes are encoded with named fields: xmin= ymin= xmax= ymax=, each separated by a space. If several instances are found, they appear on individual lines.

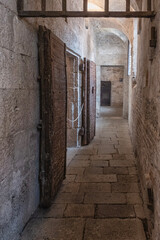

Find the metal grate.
xmin=17 ymin=0 xmax=155 ymax=18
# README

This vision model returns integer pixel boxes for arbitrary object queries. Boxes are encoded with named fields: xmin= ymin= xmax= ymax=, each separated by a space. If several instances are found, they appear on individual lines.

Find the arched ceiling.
xmin=89 ymin=18 xmax=133 ymax=42
xmin=88 ymin=0 xmax=137 ymax=43
xmin=102 ymin=28 xmax=128 ymax=42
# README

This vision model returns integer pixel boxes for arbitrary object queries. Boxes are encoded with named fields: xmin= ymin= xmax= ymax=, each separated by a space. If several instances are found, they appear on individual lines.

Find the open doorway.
xmin=100 ymin=65 xmax=124 ymax=118
xmin=101 ymin=81 xmax=111 ymax=106
xmin=66 ymin=49 xmax=82 ymax=148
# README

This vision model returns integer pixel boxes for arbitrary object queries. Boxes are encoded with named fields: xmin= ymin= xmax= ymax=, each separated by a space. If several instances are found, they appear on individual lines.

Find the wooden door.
xmin=87 ymin=60 xmax=96 ymax=144
xmin=101 ymin=81 xmax=111 ymax=106
xmin=38 ymin=26 xmax=67 ymax=207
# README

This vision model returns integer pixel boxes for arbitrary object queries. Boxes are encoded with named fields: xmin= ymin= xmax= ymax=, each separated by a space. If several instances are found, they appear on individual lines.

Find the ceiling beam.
xmin=18 ymin=10 xmax=155 ymax=18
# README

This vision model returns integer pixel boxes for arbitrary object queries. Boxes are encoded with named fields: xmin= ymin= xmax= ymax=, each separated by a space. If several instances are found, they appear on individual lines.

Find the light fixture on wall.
xmin=150 ymin=27 xmax=157 ymax=48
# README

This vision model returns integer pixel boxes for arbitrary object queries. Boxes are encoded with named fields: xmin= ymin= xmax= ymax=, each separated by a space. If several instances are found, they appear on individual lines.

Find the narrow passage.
xmin=21 ymin=108 xmax=146 ymax=240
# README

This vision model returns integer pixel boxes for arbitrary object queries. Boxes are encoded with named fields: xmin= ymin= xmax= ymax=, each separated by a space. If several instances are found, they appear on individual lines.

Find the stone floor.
xmin=100 ymin=106 xmax=123 ymax=118
xmin=21 ymin=110 xmax=146 ymax=240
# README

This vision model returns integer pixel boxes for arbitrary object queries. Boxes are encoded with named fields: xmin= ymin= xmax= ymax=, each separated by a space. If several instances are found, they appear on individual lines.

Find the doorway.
xmin=66 ymin=50 xmax=81 ymax=148
xmin=101 ymin=81 xmax=111 ymax=106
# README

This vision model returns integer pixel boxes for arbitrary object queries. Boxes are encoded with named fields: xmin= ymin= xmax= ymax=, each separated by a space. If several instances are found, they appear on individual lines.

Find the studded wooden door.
xmin=87 ymin=60 xmax=96 ymax=144
xmin=38 ymin=26 xmax=67 ymax=207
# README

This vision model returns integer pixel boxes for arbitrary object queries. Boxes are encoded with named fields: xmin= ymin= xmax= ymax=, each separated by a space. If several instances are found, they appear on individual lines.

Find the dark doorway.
xmin=101 ymin=81 xmax=111 ymax=106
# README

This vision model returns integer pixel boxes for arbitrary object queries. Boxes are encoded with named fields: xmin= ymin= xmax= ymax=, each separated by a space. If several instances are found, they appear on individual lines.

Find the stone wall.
xmin=0 ymin=1 xmax=39 ymax=240
xmin=0 ymin=1 xmax=96 ymax=240
xmin=129 ymin=0 xmax=160 ymax=238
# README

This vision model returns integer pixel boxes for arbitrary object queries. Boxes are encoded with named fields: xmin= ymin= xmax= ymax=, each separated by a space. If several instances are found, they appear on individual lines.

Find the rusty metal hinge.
xmin=37 ymin=120 xmax=42 ymax=130
xmin=37 ymin=76 xmax=41 ymax=82
xmin=39 ymin=171 xmax=45 ymax=180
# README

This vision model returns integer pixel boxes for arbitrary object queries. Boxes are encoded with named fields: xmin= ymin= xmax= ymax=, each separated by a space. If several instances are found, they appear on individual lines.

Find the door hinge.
xmin=37 ymin=120 xmax=42 ymax=130
xmin=37 ymin=76 xmax=41 ymax=82
xmin=39 ymin=171 xmax=45 ymax=180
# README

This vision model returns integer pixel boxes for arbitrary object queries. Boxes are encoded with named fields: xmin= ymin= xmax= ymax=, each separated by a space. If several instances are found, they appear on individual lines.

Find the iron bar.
xmin=147 ymin=0 xmax=152 ymax=11
xmin=17 ymin=0 xmax=24 ymax=11
xmin=126 ymin=0 xmax=130 ymax=12
xmin=84 ymin=0 xmax=88 ymax=12
xmin=105 ymin=0 xmax=109 ymax=12
xmin=41 ymin=0 xmax=46 ymax=11
xmin=62 ymin=0 xmax=67 ymax=12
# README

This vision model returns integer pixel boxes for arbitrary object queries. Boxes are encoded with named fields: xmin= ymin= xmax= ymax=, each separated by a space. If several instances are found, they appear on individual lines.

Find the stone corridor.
xmin=21 ymin=109 xmax=146 ymax=240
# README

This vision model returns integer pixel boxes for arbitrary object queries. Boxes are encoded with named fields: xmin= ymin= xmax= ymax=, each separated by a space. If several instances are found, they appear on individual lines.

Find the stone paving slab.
xmin=90 ymin=155 xmax=112 ymax=160
xmin=95 ymin=204 xmax=135 ymax=218
xmin=33 ymin=204 xmax=66 ymax=218
xmin=110 ymin=160 xmax=135 ymax=167
xmin=128 ymin=167 xmax=138 ymax=175
xmin=67 ymin=167 xmax=85 ymax=175
xmin=63 ymin=175 xmax=76 ymax=183
xmin=112 ymin=183 xmax=140 ymax=193
xmin=118 ymin=148 xmax=134 ymax=154
xmin=76 ymin=149 xmax=97 ymax=155
xmin=79 ymin=183 xmax=111 ymax=192
xmin=127 ymin=193 xmax=143 ymax=204
xmin=59 ymin=183 xmax=80 ymax=193
xmin=69 ymin=160 xmax=90 ymax=167
xmin=21 ymin=218 xmax=85 ymax=240
xmin=91 ymin=160 xmax=109 ymax=167
xmin=74 ymin=155 xmax=90 ymax=160
xmin=84 ymin=219 xmax=146 ymax=240
xmin=117 ymin=174 xmax=139 ymax=183
xmin=104 ymin=167 xmax=128 ymax=175
xmin=54 ymin=193 xmax=84 ymax=204
xmin=64 ymin=204 xmax=95 ymax=217
xmin=84 ymin=192 xmax=126 ymax=204
xmin=112 ymin=154 xmax=126 ymax=160
xmin=134 ymin=205 xmax=145 ymax=218
xmin=75 ymin=174 xmax=117 ymax=183
xmin=84 ymin=167 xmax=103 ymax=175
xmin=98 ymin=146 xmax=117 ymax=154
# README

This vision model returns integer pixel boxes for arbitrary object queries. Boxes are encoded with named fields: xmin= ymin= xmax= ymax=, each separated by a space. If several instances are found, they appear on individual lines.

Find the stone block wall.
xmin=129 ymin=0 xmax=160 ymax=238
xmin=0 ymin=1 xmax=96 ymax=240
xmin=0 ymin=1 xmax=39 ymax=240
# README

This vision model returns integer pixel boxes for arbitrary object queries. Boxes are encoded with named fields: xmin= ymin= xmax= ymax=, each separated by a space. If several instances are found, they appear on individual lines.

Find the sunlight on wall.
xmin=88 ymin=2 xmax=104 ymax=11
